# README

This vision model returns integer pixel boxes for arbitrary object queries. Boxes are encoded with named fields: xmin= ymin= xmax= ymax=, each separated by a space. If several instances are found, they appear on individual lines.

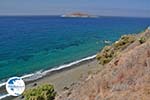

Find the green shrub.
xmin=23 ymin=84 xmax=56 ymax=100
xmin=113 ymin=35 xmax=135 ymax=49
xmin=96 ymin=35 xmax=136 ymax=65
xmin=96 ymin=46 xmax=115 ymax=65
xmin=138 ymin=37 xmax=146 ymax=44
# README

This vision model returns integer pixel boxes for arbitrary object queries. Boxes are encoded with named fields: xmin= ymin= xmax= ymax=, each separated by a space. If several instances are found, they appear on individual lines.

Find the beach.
xmin=26 ymin=59 xmax=101 ymax=92
xmin=2 ymin=58 xmax=102 ymax=100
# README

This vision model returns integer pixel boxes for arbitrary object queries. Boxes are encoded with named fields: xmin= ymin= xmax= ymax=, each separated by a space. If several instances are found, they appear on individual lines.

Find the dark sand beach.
xmin=1 ymin=58 xmax=102 ymax=100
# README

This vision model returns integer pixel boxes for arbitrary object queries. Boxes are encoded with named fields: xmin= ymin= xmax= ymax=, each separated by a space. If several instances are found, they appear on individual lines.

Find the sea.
xmin=0 ymin=16 xmax=150 ymax=98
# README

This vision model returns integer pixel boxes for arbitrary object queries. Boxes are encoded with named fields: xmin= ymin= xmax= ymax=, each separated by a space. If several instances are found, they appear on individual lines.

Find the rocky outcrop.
xmin=56 ymin=28 xmax=150 ymax=100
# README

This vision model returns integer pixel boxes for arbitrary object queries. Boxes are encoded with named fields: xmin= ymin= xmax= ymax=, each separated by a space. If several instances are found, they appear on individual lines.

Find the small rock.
xmin=63 ymin=86 xmax=69 ymax=90
xmin=33 ymin=83 xmax=37 ymax=86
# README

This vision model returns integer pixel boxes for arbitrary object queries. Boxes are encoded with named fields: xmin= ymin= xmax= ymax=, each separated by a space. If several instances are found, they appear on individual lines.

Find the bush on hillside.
xmin=113 ymin=35 xmax=135 ymax=50
xmin=138 ymin=37 xmax=146 ymax=44
xmin=96 ymin=35 xmax=136 ymax=65
xmin=23 ymin=84 xmax=56 ymax=100
xmin=96 ymin=46 xmax=115 ymax=65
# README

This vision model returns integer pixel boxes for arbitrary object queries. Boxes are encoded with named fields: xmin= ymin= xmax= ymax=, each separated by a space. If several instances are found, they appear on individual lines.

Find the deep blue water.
xmin=0 ymin=16 xmax=150 ymax=81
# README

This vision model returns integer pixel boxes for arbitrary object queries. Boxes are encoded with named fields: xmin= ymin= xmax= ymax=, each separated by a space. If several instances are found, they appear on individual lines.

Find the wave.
xmin=0 ymin=94 xmax=11 ymax=100
xmin=22 ymin=54 xmax=96 ymax=82
xmin=0 ymin=54 xmax=96 ymax=99
xmin=42 ymin=54 xmax=96 ymax=74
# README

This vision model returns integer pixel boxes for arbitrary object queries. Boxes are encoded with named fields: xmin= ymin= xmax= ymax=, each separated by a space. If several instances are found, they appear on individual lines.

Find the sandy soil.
xmin=12 ymin=59 xmax=102 ymax=100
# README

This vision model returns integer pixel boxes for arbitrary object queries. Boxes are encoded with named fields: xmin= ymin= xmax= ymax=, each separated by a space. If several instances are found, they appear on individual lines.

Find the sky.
xmin=0 ymin=0 xmax=150 ymax=17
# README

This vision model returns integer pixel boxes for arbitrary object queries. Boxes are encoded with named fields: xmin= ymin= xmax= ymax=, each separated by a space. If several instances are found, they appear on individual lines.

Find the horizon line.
xmin=0 ymin=14 xmax=149 ymax=18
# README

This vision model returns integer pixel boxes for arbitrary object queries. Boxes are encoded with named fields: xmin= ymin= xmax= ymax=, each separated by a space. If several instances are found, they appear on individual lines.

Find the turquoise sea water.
xmin=0 ymin=16 xmax=150 ymax=81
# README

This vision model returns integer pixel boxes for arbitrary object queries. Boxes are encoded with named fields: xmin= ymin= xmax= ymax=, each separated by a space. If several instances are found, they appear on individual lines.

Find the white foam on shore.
xmin=0 ymin=83 xmax=6 ymax=88
xmin=0 ymin=54 xmax=96 ymax=99
xmin=0 ymin=94 xmax=11 ymax=100
xmin=43 ymin=54 xmax=96 ymax=75
xmin=0 ymin=73 xmax=35 ymax=88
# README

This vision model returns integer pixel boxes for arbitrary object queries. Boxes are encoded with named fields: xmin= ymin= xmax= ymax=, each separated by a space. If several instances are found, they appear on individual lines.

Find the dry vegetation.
xmin=96 ymin=35 xmax=136 ymax=65
xmin=23 ymin=84 xmax=56 ymax=100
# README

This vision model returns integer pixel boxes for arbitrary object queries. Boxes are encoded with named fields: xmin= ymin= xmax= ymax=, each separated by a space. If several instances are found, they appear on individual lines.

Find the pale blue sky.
xmin=0 ymin=0 xmax=150 ymax=17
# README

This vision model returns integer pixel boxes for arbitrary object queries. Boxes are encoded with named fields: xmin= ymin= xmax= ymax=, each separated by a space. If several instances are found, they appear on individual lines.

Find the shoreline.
xmin=10 ymin=58 xmax=101 ymax=100
xmin=0 ymin=55 xmax=96 ymax=87
xmin=0 ymin=55 xmax=101 ymax=100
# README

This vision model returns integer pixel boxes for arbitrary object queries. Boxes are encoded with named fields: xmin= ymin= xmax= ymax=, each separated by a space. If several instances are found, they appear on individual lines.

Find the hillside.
xmin=56 ymin=28 xmax=150 ymax=100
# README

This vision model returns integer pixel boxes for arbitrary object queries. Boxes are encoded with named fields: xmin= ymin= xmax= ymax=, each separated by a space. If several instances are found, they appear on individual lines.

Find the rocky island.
xmin=61 ymin=12 xmax=99 ymax=18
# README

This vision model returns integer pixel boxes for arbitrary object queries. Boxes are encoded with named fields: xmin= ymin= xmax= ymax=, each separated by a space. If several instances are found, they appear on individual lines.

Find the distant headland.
xmin=61 ymin=12 xmax=99 ymax=18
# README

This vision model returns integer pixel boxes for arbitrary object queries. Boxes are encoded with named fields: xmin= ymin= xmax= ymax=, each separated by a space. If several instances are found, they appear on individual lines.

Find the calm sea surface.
xmin=0 ymin=16 xmax=150 ymax=81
